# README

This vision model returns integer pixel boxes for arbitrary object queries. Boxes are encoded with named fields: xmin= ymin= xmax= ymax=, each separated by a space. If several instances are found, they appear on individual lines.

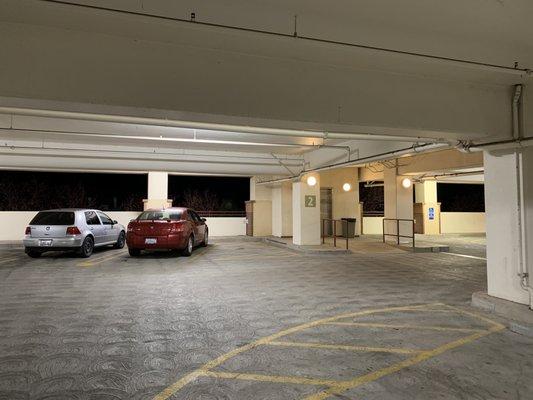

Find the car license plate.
xmin=39 ymin=239 xmax=53 ymax=247
xmin=145 ymin=238 xmax=157 ymax=245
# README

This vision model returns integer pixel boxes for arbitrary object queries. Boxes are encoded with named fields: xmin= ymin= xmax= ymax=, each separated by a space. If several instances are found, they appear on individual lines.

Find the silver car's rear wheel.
xmin=114 ymin=231 xmax=126 ymax=249
xmin=79 ymin=236 xmax=94 ymax=258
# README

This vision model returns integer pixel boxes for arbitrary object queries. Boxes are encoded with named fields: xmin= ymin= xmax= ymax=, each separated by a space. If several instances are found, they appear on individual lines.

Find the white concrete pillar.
xmin=293 ymin=174 xmax=321 ymax=245
xmin=384 ymin=167 xmax=414 ymax=240
xmin=484 ymin=148 xmax=533 ymax=306
xmin=272 ymin=182 xmax=293 ymax=238
xmin=144 ymin=171 xmax=171 ymax=210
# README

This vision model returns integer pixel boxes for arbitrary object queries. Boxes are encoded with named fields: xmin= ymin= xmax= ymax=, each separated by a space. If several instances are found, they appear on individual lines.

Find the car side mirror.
xmin=201 ymin=218 xmax=206 ymax=222
xmin=113 ymin=220 xmax=118 ymax=225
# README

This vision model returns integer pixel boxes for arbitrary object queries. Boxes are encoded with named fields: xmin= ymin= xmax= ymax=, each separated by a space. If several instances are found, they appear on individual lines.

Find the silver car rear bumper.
xmin=23 ymin=237 xmax=83 ymax=248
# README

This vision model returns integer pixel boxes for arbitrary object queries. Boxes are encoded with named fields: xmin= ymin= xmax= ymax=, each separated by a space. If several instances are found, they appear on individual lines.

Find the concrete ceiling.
xmin=0 ymin=0 xmax=530 ymax=176
xmin=55 ymin=0 xmax=533 ymax=67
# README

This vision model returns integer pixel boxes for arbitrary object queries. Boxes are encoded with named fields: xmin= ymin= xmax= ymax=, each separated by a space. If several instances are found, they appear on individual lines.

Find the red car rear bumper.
xmin=126 ymin=233 xmax=188 ymax=250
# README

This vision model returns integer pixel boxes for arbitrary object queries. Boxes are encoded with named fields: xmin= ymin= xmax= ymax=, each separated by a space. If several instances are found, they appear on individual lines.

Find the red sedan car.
xmin=126 ymin=208 xmax=208 ymax=257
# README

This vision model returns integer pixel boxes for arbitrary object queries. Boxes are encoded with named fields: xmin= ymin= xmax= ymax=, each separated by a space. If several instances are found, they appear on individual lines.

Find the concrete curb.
xmin=472 ymin=291 xmax=533 ymax=337
xmin=263 ymin=237 xmax=351 ymax=255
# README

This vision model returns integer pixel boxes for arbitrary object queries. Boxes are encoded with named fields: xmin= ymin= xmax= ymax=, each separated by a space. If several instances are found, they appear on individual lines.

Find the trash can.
xmin=341 ymin=218 xmax=357 ymax=238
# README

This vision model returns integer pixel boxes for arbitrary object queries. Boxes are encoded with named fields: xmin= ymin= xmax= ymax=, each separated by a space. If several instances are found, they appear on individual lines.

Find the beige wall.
xmin=271 ymin=182 xmax=292 ymax=237
xmin=320 ymin=168 xmax=361 ymax=234
xmin=251 ymin=200 xmax=272 ymax=237
xmin=440 ymin=212 xmax=485 ymax=234
xmin=0 ymin=211 xmax=246 ymax=241
xmin=250 ymin=178 xmax=273 ymax=236
xmin=362 ymin=217 xmax=384 ymax=235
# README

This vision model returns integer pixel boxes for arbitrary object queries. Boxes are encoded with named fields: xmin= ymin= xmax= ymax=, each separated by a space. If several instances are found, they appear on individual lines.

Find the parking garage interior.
xmin=1 ymin=1 xmax=533 ymax=399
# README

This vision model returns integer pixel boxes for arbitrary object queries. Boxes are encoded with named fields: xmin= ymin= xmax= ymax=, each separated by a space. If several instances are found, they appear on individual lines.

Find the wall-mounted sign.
xmin=305 ymin=195 xmax=316 ymax=207
xmin=428 ymin=207 xmax=435 ymax=220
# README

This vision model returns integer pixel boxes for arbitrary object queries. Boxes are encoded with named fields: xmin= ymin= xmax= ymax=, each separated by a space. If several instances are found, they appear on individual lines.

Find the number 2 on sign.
xmin=305 ymin=195 xmax=316 ymax=207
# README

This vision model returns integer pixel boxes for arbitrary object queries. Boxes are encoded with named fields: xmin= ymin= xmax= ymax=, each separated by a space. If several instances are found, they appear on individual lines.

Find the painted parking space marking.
xmin=441 ymin=252 xmax=487 ymax=261
xmin=267 ymin=340 xmax=421 ymax=355
xmin=77 ymin=250 xmax=126 ymax=267
xmin=325 ymin=321 xmax=486 ymax=333
xmin=201 ymin=370 xmax=340 ymax=387
xmin=153 ymin=303 xmax=505 ymax=400
xmin=0 ymin=256 xmax=22 ymax=265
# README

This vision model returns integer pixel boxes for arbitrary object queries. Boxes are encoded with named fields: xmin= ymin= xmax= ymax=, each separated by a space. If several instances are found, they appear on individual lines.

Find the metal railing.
xmin=382 ymin=218 xmax=415 ymax=249
xmin=322 ymin=219 xmax=350 ymax=250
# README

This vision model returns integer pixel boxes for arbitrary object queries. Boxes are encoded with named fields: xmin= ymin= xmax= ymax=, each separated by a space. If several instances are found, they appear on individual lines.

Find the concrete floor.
xmin=0 ymin=236 xmax=531 ymax=399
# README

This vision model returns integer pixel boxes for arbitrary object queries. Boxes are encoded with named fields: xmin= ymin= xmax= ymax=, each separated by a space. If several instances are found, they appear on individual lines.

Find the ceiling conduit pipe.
xmin=257 ymin=142 xmax=450 ymax=185
xmin=0 ymin=107 xmax=448 ymax=143
xmin=2 ymin=126 xmax=343 ymax=151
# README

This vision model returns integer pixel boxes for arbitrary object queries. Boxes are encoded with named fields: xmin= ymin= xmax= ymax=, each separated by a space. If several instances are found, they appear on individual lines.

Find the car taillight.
xmin=66 ymin=226 xmax=81 ymax=235
xmin=170 ymin=223 xmax=184 ymax=233
xmin=25 ymin=226 xmax=31 ymax=235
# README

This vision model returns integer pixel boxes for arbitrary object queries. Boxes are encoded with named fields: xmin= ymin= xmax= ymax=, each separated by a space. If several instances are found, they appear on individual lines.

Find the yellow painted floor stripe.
xmin=325 ymin=321 xmax=487 ymax=333
xmin=267 ymin=341 xmax=421 ymax=355
xmin=303 ymin=324 xmax=505 ymax=400
xmin=78 ymin=251 xmax=125 ymax=267
xmin=201 ymin=370 xmax=340 ymax=387
xmin=152 ymin=303 xmax=444 ymax=400
xmin=0 ymin=256 xmax=21 ymax=265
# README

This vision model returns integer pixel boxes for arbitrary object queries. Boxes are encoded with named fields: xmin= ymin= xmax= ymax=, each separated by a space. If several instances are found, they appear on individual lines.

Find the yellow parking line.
xmin=267 ymin=341 xmax=421 ymax=355
xmin=441 ymin=304 xmax=504 ymax=328
xmin=325 ymin=322 xmax=487 ymax=333
xmin=303 ymin=324 xmax=505 ymax=400
xmin=0 ymin=256 xmax=21 ymax=265
xmin=152 ymin=303 xmax=444 ymax=400
xmin=78 ymin=251 xmax=125 ymax=267
xmin=201 ymin=370 xmax=340 ymax=387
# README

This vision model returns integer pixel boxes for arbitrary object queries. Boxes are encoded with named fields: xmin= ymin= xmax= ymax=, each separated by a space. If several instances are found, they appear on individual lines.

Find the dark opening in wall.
xmin=437 ymin=183 xmax=485 ymax=212
xmin=359 ymin=181 xmax=384 ymax=216
xmin=0 ymin=171 xmax=146 ymax=211
xmin=168 ymin=176 xmax=249 ymax=212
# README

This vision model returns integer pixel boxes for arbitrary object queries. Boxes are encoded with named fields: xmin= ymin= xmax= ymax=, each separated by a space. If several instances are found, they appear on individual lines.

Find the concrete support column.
xmin=414 ymin=181 xmax=441 ymax=235
xmin=293 ymin=174 xmax=321 ymax=245
xmin=384 ymin=167 xmax=413 ymax=240
xmin=143 ymin=171 xmax=171 ymax=210
xmin=272 ymin=182 xmax=293 ymax=238
xmin=484 ymin=148 xmax=533 ymax=307
xmin=248 ymin=177 xmax=272 ymax=237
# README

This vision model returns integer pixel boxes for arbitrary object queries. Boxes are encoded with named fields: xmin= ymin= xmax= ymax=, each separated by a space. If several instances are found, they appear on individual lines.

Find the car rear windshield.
xmin=137 ymin=211 xmax=183 ymax=221
xmin=30 ymin=211 xmax=75 ymax=225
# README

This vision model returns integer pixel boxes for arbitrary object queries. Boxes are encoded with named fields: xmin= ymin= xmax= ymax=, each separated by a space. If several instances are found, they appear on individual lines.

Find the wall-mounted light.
xmin=401 ymin=177 xmax=412 ymax=189
xmin=342 ymin=183 xmax=351 ymax=192
xmin=307 ymin=176 xmax=317 ymax=186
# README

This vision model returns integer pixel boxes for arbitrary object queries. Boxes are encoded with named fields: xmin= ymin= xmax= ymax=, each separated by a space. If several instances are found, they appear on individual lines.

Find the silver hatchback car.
xmin=23 ymin=209 xmax=126 ymax=258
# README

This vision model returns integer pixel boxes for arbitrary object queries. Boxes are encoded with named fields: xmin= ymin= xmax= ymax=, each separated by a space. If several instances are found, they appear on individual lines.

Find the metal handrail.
xmin=382 ymin=218 xmax=415 ymax=249
xmin=322 ymin=218 xmax=352 ymax=250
